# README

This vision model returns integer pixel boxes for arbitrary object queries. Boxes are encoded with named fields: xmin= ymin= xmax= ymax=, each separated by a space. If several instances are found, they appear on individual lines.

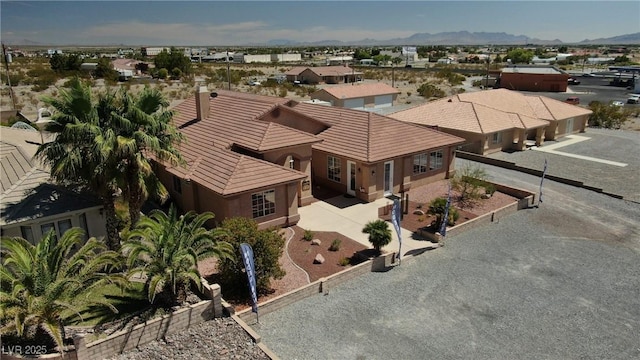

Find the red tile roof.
xmin=166 ymin=145 xmax=306 ymax=196
xmin=166 ymin=90 xmax=318 ymax=195
xmin=288 ymin=102 xmax=464 ymax=163
xmin=311 ymin=83 xmax=400 ymax=100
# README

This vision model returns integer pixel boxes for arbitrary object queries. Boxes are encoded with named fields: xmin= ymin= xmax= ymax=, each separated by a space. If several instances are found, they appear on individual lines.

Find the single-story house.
xmin=157 ymin=88 xmax=464 ymax=228
xmin=498 ymin=65 xmax=569 ymax=92
xmin=389 ymin=88 xmax=593 ymax=155
xmin=310 ymin=83 xmax=401 ymax=110
xmin=0 ymin=127 xmax=106 ymax=243
xmin=282 ymin=102 xmax=465 ymax=203
xmin=284 ymin=65 xmax=362 ymax=84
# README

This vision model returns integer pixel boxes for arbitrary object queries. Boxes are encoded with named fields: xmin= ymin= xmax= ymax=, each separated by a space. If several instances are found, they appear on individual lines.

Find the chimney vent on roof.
xmin=195 ymin=86 xmax=210 ymax=121
xmin=210 ymin=92 xmax=218 ymax=98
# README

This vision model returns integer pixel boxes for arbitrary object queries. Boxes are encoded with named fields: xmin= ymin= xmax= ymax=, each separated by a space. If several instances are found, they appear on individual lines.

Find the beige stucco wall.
xmin=311 ymin=91 xmax=398 ymax=108
xmin=263 ymin=145 xmax=313 ymax=206
xmin=156 ymin=163 xmax=298 ymax=228
xmin=1 ymin=207 xmax=106 ymax=243
xmin=312 ymin=146 xmax=454 ymax=203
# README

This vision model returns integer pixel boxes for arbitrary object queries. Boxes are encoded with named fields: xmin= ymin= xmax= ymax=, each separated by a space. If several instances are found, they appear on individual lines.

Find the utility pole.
xmin=2 ymin=43 xmax=16 ymax=109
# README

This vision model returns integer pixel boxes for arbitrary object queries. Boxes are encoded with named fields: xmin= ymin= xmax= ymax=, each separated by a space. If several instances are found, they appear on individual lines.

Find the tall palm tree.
xmin=36 ymin=79 xmax=184 ymax=249
xmin=113 ymin=87 xmax=184 ymax=227
xmin=0 ymin=228 xmax=124 ymax=353
xmin=122 ymin=206 xmax=233 ymax=307
xmin=362 ymin=219 xmax=392 ymax=255
xmin=35 ymin=78 xmax=123 ymax=250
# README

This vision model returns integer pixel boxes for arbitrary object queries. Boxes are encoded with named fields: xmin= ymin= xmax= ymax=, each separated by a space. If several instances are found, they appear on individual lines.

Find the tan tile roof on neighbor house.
xmin=284 ymin=65 xmax=362 ymax=77
xmin=166 ymin=90 xmax=317 ymax=196
xmin=288 ymin=102 xmax=464 ymax=163
xmin=390 ymin=88 xmax=590 ymax=134
xmin=312 ymin=83 xmax=400 ymax=100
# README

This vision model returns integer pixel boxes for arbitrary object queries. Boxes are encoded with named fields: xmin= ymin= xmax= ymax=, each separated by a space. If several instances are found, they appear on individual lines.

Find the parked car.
xmin=565 ymin=96 xmax=580 ymax=105
xmin=568 ymin=77 xmax=581 ymax=85
xmin=611 ymin=100 xmax=625 ymax=107
xmin=627 ymin=95 xmax=640 ymax=104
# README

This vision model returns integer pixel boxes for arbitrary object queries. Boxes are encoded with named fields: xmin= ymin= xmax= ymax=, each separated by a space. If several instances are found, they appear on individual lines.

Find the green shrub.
xmin=303 ymin=229 xmax=314 ymax=241
xmin=428 ymin=197 xmax=460 ymax=231
xmin=329 ymin=238 xmax=341 ymax=251
xmin=338 ymin=257 xmax=351 ymax=266
xmin=417 ymin=83 xmax=446 ymax=99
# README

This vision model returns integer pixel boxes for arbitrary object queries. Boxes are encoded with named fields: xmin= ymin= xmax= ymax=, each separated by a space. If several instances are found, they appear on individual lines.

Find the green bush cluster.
xmin=303 ymin=229 xmax=314 ymax=241
xmin=329 ymin=238 xmax=341 ymax=251
xmin=417 ymin=83 xmax=446 ymax=99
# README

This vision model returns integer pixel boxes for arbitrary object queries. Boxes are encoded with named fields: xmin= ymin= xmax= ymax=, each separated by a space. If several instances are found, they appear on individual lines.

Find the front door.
xmin=566 ymin=118 xmax=574 ymax=134
xmin=383 ymin=160 xmax=393 ymax=196
xmin=347 ymin=161 xmax=356 ymax=196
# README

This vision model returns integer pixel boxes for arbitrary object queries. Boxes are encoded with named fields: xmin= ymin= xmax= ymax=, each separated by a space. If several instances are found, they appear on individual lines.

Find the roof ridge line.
xmin=471 ymin=103 xmax=485 ymax=134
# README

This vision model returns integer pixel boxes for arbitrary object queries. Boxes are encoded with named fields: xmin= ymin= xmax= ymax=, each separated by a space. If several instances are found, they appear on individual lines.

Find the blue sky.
xmin=1 ymin=1 xmax=639 ymax=46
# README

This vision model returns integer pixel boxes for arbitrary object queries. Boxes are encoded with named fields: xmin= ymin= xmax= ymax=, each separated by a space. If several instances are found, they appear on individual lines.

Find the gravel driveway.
xmin=255 ymin=166 xmax=640 ymax=360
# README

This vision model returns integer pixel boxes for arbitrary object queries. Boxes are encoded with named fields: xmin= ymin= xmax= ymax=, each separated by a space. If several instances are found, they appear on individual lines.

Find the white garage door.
xmin=374 ymin=94 xmax=393 ymax=108
xmin=344 ymin=98 xmax=365 ymax=109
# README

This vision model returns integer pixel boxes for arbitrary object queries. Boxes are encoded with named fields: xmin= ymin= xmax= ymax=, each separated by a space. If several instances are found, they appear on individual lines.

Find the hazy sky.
xmin=1 ymin=1 xmax=639 ymax=46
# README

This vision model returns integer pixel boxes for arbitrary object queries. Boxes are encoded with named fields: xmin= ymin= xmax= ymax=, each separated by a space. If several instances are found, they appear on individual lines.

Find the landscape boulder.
xmin=413 ymin=209 xmax=425 ymax=215
xmin=313 ymin=254 xmax=325 ymax=264
xmin=311 ymin=239 xmax=322 ymax=246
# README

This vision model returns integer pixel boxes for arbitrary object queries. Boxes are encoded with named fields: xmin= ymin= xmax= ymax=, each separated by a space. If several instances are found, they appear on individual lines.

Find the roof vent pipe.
xmin=195 ymin=86 xmax=210 ymax=121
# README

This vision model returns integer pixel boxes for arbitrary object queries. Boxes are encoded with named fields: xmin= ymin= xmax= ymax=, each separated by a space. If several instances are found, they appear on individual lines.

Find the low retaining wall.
xmin=236 ymin=252 xmax=396 ymax=324
xmin=416 ymin=181 xmax=535 ymax=243
xmin=6 ymin=281 xmax=224 ymax=360
xmin=456 ymin=151 xmax=625 ymax=200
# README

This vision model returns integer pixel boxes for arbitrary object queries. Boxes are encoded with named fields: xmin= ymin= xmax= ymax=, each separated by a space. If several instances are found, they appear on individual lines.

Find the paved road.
xmin=255 ymin=163 xmax=640 ymax=360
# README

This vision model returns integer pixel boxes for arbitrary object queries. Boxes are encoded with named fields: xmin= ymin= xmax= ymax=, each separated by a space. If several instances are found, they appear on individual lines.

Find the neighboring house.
xmin=499 ymin=66 xmax=569 ymax=92
xmin=389 ymin=88 xmax=592 ymax=155
xmin=284 ymin=65 xmax=362 ymax=84
xmin=157 ymin=88 xmax=464 ymax=227
xmin=0 ymin=127 xmax=106 ymax=243
xmin=310 ymin=83 xmax=401 ymax=110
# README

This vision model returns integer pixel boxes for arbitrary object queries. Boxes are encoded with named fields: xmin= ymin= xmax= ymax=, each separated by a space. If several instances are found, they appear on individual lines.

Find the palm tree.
xmin=122 ymin=206 xmax=233 ymax=307
xmin=36 ymin=79 xmax=184 ymax=249
xmin=35 ymin=78 xmax=123 ymax=250
xmin=362 ymin=219 xmax=392 ymax=255
xmin=0 ymin=228 xmax=124 ymax=353
xmin=114 ymin=87 xmax=184 ymax=227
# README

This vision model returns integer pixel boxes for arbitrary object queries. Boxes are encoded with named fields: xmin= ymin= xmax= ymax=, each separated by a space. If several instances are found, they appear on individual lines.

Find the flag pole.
xmin=538 ymin=159 xmax=547 ymax=207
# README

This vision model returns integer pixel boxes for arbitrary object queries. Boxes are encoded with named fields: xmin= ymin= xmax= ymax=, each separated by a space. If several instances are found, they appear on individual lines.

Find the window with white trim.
xmin=252 ymin=189 xmax=276 ymax=218
xmin=413 ymin=153 xmax=428 ymax=174
xmin=429 ymin=150 xmax=444 ymax=170
xmin=492 ymin=132 xmax=502 ymax=144
xmin=328 ymin=156 xmax=341 ymax=182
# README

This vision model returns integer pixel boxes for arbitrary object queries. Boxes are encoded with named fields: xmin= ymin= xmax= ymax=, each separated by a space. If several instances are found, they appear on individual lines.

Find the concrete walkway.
xmin=297 ymin=195 xmax=438 ymax=260
xmin=532 ymin=135 xmax=628 ymax=167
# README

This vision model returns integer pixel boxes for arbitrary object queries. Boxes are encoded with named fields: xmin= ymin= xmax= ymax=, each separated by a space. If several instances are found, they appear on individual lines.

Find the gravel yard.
xmin=255 ymin=166 xmax=640 ymax=360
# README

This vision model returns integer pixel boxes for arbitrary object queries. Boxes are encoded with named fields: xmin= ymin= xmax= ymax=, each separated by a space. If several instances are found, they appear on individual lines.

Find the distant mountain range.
xmin=7 ymin=31 xmax=640 ymax=47
xmin=264 ymin=31 xmax=640 ymax=46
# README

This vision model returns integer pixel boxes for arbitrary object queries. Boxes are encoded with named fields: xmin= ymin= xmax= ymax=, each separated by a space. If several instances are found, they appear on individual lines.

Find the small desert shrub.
xmin=428 ymin=197 xmax=460 ymax=230
xmin=303 ymin=229 xmax=314 ymax=241
xmin=329 ymin=239 xmax=341 ymax=252
xmin=338 ymin=257 xmax=351 ymax=266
